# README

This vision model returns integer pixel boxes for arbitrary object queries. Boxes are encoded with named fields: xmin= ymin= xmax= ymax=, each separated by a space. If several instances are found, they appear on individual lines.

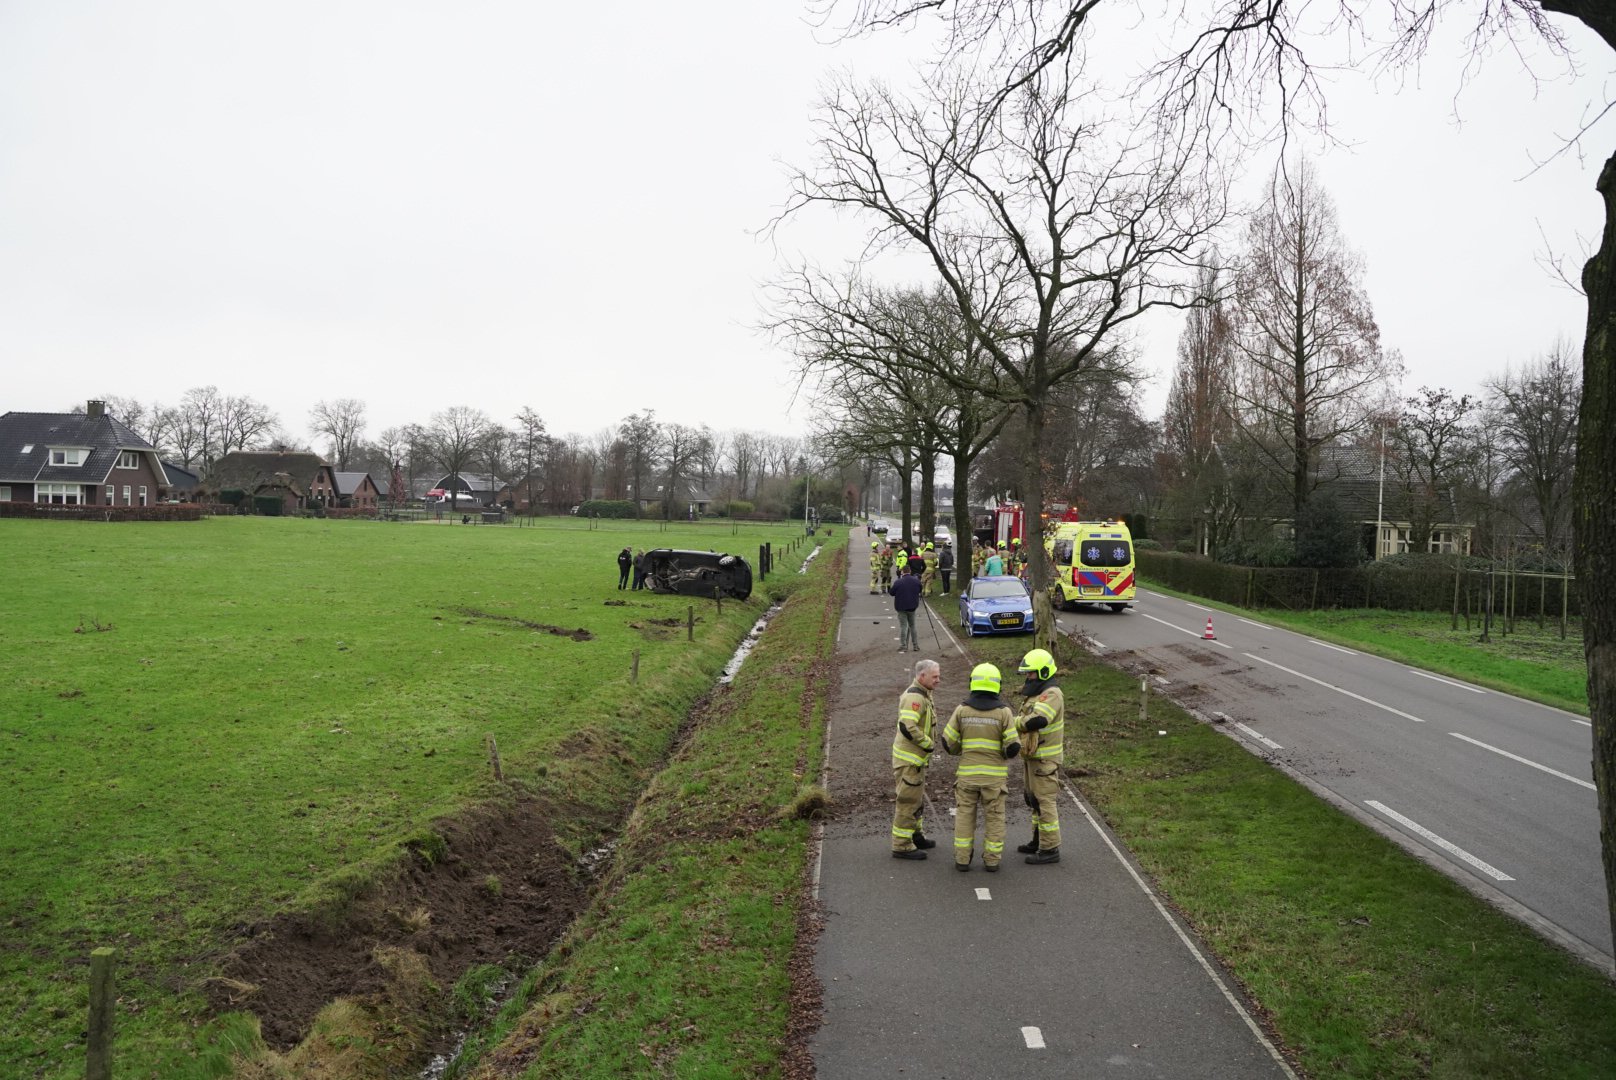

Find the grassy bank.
xmin=962 ymin=630 xmax=1616 ymax=1078
xmin=1139 ymin=578 xmax=1589 ymax=714
xmin=449 ymin=544 xmax=844 ymax=1078
xmin=1 ymin=516 xmax=812 ymax=1078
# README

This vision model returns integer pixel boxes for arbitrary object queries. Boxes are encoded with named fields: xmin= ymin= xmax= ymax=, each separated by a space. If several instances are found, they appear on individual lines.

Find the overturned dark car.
xmin=643 ymin=548 xmax=754 ymax=600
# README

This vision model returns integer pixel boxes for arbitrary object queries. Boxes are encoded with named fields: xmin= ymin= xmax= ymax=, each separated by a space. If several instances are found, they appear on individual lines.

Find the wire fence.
xmin=1138 ymin=551 xmax=1581 ymax=634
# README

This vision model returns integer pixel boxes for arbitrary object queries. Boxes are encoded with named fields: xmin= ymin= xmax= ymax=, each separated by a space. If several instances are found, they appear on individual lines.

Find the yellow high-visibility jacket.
xmin=942 ymin=696 xmax=1019 ymax=780
xmin=891 ymin=684 xmax=936 ymax=768
xmin=1017 ymin=683 xmax=1065 ymax=761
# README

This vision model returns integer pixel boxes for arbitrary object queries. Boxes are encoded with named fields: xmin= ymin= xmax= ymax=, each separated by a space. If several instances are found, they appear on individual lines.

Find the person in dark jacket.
xmin=632 ymin=549 xmax=648 ymax=590
xmin=617 ymin=547 xmax=633 ymax=590
xmin=888 ymin=562 xmax=923 ymax=652
xmin=939 ymin=543 xmax=956 ymax=596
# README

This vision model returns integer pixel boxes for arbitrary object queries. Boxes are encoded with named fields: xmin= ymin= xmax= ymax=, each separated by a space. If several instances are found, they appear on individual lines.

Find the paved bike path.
xmin=812 ymin=539 xmax=1294 ymax=1078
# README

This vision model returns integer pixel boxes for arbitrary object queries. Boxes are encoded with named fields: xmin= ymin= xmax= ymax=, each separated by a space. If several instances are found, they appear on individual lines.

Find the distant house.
xmin=206 ymin=451 xmax=336 ymax=514
xmin=429 ymin=472 xmax=505 ymax=508
xmin=332 ymin=471 xmax=382 ymax=510
xmin=162 ymin=460 xmax=202 ymax=502
xmin=0 ymin=400 xmax=169 ymax=506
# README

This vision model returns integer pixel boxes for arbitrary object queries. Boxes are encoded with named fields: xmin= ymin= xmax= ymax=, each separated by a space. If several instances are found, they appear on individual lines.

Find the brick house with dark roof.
xmin=205 ymin=451 xmax=336 ymax=514
xmin=0 ymin=400 xmax=169 ymax=506
xmin=332 ymin=471 xmax=381 ymax=510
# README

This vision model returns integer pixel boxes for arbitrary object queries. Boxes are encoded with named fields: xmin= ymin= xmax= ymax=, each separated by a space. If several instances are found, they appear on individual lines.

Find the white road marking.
xmin=1365 ymin=800 xmax=1515 ymax=881
xmin=1449 ymin=732 xmax=1597 ymax=791
xmin=1519 ymin=698 xmax=1593 ymax=727
xmin=1185 ymin=601 xmax=1213 ymax=612
xmin=1407 ymin=669 xmax=1485 ymax=694
xmin=1242 ymin=652 xmax=1425 ymax=723
xmin=1233 ymin=722 xmax=1282 ymax=750
xmin=1056 ymin=776 xmax=1298 ymax=1078
xmin=1140 ymin=611 xmax=1231 ymax=650
xmin=1021 ymin=1026 xmax=1046 ymax=1049
xmin=975 ymin=887 xmax=992 ymax=901
xmin=1238 ymin=618 xmax=1274 ymax=630
xmin=1309 ymin=638 xmax=1358 ymax=655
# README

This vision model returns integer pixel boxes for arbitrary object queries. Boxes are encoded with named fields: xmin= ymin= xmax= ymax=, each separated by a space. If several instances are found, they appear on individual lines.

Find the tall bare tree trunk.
xmin=953 ymin=449 xmax=975 ymax=569
xmin=1023 ymin=400 xmax=1056 ymax=652
xmin=919 ymin=456 xmax=936 ymax=541
xmin=1575 ymin=147 xmax=1616 ymax=952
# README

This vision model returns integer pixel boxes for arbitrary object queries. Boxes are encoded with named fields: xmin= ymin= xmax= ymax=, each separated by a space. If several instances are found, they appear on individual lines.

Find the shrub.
xmin=726 ymin=499 xmax=754 ymax=517
xmin=578 ymin=499 xmax=639 ymax=519
xmin=1135 ymin=538 xmax=1162 ymax=551
xmin=219 ymin=488 xmax=246 ymax=507
xmin=252 ymin=496 xmax=283 ymax=517
xmin=1174 ymin=538 xmax=1198 ymax=554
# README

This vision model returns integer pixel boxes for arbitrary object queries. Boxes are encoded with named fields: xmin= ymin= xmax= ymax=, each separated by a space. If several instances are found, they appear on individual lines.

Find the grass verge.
xmin=1138 ymin=577 xmax=1588 ymax=714
xmin=448 ymin=544 xmax=844 ymax=1078
xmin=961 ymin=630 xmax=1616 ymax=1079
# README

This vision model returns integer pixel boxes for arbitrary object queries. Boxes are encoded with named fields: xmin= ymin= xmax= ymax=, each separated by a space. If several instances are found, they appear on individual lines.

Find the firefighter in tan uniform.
xmin=890 ymin=659 xmax=942 ymax=859
xmin=971 ymin=542 xmax=987 ymax=579
xmin=1014 ymin=648 xmax=1065 ymax=864
xmin=870 ymin=541 xmax=883 ymax=594
xmin=878 ymin=542 xmax=895 ymax=590
xmin=941 ymin=664 xmax=1020 ymax=871
xmin=921 ymin=542 xmax=939 ymax=597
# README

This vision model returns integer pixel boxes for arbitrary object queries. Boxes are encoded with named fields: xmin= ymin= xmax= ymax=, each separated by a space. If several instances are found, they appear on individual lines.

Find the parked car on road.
xmin=957 ymin=576 xmax=1035 ymax=636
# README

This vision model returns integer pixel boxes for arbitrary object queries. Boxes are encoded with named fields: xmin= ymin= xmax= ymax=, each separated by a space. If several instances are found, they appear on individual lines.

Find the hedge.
xmin=577 ymin=499 xmax=640 ymax=518
xmin=0 ymin=502 xmax=204 ymax=522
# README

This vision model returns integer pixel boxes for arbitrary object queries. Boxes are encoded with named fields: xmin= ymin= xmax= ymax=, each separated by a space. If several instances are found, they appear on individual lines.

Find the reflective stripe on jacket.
xmin=1018 ymin=684 xmax=1065 ymax=761
xmin=943 ymin=701 xmax=1018 ymax=779
xmin=891 ymin=684 xmax=935 ymax=768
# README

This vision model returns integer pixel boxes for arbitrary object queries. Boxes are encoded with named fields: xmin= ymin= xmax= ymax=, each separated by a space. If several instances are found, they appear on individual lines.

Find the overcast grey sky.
xmin=0 ymin=2 xmax=1605 ymax=451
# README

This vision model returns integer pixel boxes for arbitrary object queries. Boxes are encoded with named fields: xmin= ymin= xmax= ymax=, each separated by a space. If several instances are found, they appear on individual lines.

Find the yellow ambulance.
xmin=1047 ymin=520 xmax=1136 ymax=612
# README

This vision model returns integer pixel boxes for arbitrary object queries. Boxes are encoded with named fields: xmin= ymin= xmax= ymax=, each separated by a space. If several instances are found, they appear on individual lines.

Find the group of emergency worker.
xmin=889 ymin=648 xmax=1064 ymax=871
xmin=870 ymin=539 xmax=958 ymax=597
xmin=969 ymin=537 xmax=1027 ymax=580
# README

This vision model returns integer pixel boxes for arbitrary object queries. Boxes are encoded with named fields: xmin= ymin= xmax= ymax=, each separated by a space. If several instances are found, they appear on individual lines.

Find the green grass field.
xmin=0 ymin=515 xmax=816 ymax=1079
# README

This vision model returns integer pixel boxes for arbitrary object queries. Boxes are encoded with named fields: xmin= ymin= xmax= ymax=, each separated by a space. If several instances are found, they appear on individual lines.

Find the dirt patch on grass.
xmin=205 ymin=798 xmax=595 ymax=1051
xmin=454 ymin=607 xmax=594 ymax=641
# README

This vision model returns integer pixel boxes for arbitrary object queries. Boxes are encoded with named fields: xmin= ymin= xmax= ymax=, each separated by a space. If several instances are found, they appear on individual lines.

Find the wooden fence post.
xmin=1562 ymin=570 xmax=1570 ymax=640
xmin=485 ymin=734 xmax=503 ymax=782
xmin=687 ymin=606 xmax=694 ymax=641
xmin=715 ymin=585 xmax=722 ymax=615
xmin=632 ymin=648 xmax=640 ymax=684
xmin=88 ymin=947 xmax=115 ymax=1080
xmin=1139 ymin=677 xmax=1149 ymax=726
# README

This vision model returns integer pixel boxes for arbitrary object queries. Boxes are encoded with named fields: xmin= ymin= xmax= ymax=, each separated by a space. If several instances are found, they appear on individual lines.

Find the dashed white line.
xmin=1238 ymin=618 xmax=1274 ymax=630
xmin=1185 ymin=601 xmax=1214 ymax=612
xmin=1242 ymin=652 xmax=1425 ymax=723
xmin=1365 ymin=800 xmax=1515 ymax=881
xmin=1309 ymin=638 xmax=1358 ymax=655
xmin=1021 ymin=1026 xmax=1046 ymax=1050
xmin=975 ymin=887 xmax=992 ymax=901
xmin=1233 ymin=722 xmax=1282 ymax=750
xmin=1449 ymin=732 xmax=1597 ymax=790
xmin=1408 ymin=670 xmax=1485 ymax=694
xmin=1140 ymin=611 xmax=1231 ymax=650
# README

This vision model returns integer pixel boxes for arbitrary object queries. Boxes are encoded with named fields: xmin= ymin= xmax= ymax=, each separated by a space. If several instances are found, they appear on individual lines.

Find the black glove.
xmin=899 ymin=723 xmax=917 ymax=744
xmin=1024 ymin=790 xmax=1039 ymax=809
xmin=1003 ymin=741 xmax=1021 ymax=760
xmin=1024 ymin=716 xmax=1049 ymax=732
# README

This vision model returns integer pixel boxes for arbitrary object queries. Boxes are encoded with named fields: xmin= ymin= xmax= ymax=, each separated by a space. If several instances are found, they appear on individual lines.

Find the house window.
xmin=37 ymin=483 xmax=81 ymax=505
xmin=138 ymin=486 xmax=148 ymax=506
xmin=117 ymin=451 xmax=139 ymax=469
xmin=0 ymin=486 xmax=10 ymax=501
xmin=20 ymin=444 xmax=32 ymax=455
xmin=106 ymin=486 xmax=114 ymax=505
xmin=123 ymin=485 xmax=132 ymax=505
xmin=49 ymin=448 xmax=85 ymax=466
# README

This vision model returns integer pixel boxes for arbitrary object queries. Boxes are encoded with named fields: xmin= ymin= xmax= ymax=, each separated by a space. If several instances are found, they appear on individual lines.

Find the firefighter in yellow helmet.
xmin=1015 ymin=648 xmax=1065 ymax=863
xmin=878 ymin=540 xmax=895 ymax=590
xmin=941 ymin=663 xmax=1020 ymax=871
xmin=869 ymin=540 xmax=883 ymax=594
xmin=971 ymin=541 xmax=987 ymax=578
xmin=921 ymin=541 xmax=939 ymax=597
xmin=890 ymin=658 xmax=942 ymax=859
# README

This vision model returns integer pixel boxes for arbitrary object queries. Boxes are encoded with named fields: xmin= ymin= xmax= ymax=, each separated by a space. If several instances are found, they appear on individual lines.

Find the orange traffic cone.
xmin=1202 ymin=616 xmax=1216 ymax=640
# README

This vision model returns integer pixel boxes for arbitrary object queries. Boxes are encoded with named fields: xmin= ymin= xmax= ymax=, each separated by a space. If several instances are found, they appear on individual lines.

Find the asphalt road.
xmin=813 ymin=536 xmax=1295 ymax=1078
xmin=1058 ymin=587 xmax=1612 ymax=969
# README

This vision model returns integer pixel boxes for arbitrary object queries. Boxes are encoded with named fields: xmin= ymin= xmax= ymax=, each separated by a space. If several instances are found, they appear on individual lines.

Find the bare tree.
xmin=218 ymin=395 xmax=279 ymax=456
xmin=181 ymin=385 xmax=225 ymax=474
xmin=778 ymin=61 xmax=1223 ymax=644
xmin=309 ymin=398 xmax=368 ymax=470
xmin=422 ymin=406 xmax=492 ymax=510
xmin=1488 ymin=341 xmax=1582 ymax=557
xmin=660 ymin=423 xmax=708 ymax=519
xmin=1226 ymin=157 xmax=1399 ymax=525
xmin=512 ymin=407 xmax=550 ymax=517
xmin=619 ymin=410 xmax=662 ymax=515
xmin=728 ymin=432 xmax=760 ymax=500
xmin=1387 ymin=387 xmax=1478 ymax=557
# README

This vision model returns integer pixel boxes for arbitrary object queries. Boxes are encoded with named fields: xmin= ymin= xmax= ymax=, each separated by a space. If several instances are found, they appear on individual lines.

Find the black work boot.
xmin=1025 ymin=847 xmax=1060 ymax=865
xmin=1015 ymin=828 xmax=1040 ymax=855
xmin=892 ymin=849 xmax=927 ymax=860
xmin=912 ymin=832 xmax=937 ymax=850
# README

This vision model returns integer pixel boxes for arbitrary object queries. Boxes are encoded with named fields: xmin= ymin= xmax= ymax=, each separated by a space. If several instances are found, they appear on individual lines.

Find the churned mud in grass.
xmin=205 ymin=798 xmax=594 ymax=1052
xmin=451 ymin=608 xmax=595 ymax=641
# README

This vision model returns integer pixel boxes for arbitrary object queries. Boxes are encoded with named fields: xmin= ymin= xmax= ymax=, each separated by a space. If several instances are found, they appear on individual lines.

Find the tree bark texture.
xmin=1575 ymin=146 xmax=1616 ymax=953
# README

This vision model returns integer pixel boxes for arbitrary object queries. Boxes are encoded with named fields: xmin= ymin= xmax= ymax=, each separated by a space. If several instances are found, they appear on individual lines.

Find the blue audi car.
xmin=957 ymin=576 xmax=1035 ymax=636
